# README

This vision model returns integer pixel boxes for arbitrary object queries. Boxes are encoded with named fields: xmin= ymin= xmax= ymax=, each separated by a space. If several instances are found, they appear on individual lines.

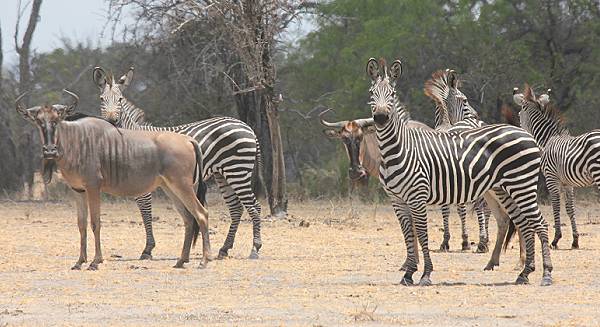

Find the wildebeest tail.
xmin=503 ymin=219 xmax=517 ymax=252
xmin=191 ymin=140 xmax=207 ymax=247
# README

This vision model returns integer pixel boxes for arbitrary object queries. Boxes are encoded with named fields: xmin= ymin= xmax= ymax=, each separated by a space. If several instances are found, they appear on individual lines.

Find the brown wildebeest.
xmin=16 ymin=90 xmax=210 ymax=270
xmin=320 ymin=109 xmax=430 ymax=184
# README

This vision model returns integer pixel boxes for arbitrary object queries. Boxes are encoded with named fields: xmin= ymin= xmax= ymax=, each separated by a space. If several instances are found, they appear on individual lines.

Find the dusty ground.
xmin=1 ymin=194 xmax=600 ymax=326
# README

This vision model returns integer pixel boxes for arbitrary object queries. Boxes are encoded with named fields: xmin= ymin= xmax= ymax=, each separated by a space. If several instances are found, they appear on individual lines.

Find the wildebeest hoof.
xmin=400 ymin=277 xmax=414 ymax=286
xmin=139 ymin=253 xmax=152 ymax=260
xmin=540 ymin=275 xmax=553 ymax=286
xmin=71 ymin=264 xmax=82 ymax=270
xmin=483 ymin=262 xmax=497 ymax=271
xmin=515 ymin=275 xmax=529 ymax=285
xmin=87 ymin=263 xmax=99 ymax=271
xmin=173 ymin=260 xmax=185 ymax=268
xmin=419 ymin=276 xmax=432 ymax=286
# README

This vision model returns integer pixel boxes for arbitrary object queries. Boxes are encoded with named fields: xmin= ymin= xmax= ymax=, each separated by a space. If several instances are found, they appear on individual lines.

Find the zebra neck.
xmin=376 ymin=105 xmax=410 ymax=154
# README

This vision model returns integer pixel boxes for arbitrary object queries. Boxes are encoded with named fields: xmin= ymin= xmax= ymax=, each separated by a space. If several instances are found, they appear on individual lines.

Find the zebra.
xmin=92 ymin=66 xmax=262 ymax=260
xmin=512 ymin=85 xmax=598 ymax=249
xmin=427 ymin=70 xmax=491 ymax=253
xmin=365 ymin=58 xmax=552 ymax=286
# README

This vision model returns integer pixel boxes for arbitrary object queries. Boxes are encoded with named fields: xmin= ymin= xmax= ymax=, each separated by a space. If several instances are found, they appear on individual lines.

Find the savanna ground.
xmin=1 ymin=192 xmax=600 ymax=326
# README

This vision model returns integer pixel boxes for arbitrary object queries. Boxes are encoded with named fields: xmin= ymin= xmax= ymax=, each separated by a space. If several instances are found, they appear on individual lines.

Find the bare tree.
xmin=108 ymin=0 xmax=316 ymax=217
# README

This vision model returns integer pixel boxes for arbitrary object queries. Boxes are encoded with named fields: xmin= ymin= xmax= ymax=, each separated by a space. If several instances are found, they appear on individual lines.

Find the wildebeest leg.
xmin=135 ymin=193 xmax=155 ymax=260
xmin=72 ymin=191 xmax=88 ymax=270
xmin=167 ymin=182 xmax=211 ymax=269
xmin=86 ymin=188 xmax=103 ymax=271
xmin=166 ymin=195 xmax=195 ymax=269
xmin=214 ymin=175 xmax=243 ymax=259
xmin=483 ymin=191 xmax=510 ymax=271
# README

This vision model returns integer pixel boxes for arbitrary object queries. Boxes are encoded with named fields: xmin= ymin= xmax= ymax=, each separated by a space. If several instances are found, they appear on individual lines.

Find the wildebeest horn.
xmin=15 ymin=91 xmax=29 ymax=117
xmin=355 ymin=118 xmax=375 ymax=127
xmin=319 ymin=108 xmax=347 ymax=128
xmin=63 ymin=89 xmax=79 ymax=109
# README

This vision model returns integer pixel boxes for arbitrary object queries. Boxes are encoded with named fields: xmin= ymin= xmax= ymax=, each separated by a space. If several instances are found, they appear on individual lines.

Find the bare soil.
xmin=1 ymin=195 xmax=600 ymax=326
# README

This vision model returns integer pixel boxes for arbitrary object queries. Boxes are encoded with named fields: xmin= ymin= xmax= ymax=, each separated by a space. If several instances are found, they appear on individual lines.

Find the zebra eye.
xmin=118 ymin=97 xmax=123 ymax=103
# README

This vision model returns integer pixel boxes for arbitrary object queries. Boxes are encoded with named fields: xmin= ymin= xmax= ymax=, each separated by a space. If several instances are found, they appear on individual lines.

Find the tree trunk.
xmin=15 ymin=0 xmax=43 ymax=195
xmin=263 ymin=88 xmax=288 ymax=218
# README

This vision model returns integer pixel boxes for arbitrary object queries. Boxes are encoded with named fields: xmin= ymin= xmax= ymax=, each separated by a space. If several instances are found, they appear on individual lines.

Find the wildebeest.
xmin=16 ymin=90 xmax=210 ymax=270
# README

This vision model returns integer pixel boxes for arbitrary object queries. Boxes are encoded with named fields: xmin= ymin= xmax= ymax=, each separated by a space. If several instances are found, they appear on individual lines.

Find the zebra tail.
xmin=191 ymin=140 xmax=207 ymax=247
xmin=252 ymin=138 xmax=267 ymax=200
xmin=503 ymin=219 xmax=517 ymax=252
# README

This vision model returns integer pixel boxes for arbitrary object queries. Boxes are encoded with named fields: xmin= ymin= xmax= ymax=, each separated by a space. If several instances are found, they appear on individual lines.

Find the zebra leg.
xmin=409 ymin=201 xmax=433 ymax=286
xmin=474 ymin=198 xmax=489 ymax=253
xmin=547 ymin=180 xmax=563 ymax=249
xmin=564 ymin=187 xmax=579 ymax=249
xmin=458 ymin=204 xmax=469 ymax=251
xmin=392 ymin=201 xmax=418 ymax=285
xmin=214 ymin=175 xmax=243 ymax=259
xmin=439 ymin=205 xmax=451 ymax=251
xmin=508 ymin=188 xmax=553 ymax=286
xmin=240 ymin=195 xmax=262 ymax=259
xmin=135 ymin=193 xmax=155 ymax=260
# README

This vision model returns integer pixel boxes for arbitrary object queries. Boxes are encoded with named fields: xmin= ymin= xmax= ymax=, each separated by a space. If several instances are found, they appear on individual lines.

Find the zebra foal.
xmin=365 ymin=58 xmax=552 ymax=286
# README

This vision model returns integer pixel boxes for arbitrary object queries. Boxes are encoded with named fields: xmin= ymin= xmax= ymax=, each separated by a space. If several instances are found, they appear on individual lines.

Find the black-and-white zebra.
xmin=366 ymin=58 xmax=552 ymax=286
xmin=513 ymin=85 xmax=600 ymax=249
xmin=427 ymin=70 xmax=491 ymax=253
xmin=92 ymin=67 xmax=262 ymax=261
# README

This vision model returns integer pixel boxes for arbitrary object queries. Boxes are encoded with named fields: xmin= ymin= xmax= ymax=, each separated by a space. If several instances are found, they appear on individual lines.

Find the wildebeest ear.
xmin=323 ymin=129 xmax=342 ymax=139
xmin=364 ymin=126 xmax=377 ymax=134
xmin=389 ymin=60 xmax=403 ymax=83
xmin=366 ymin=58 xmax=380 ymax=81
xmin=118 ymin=67 xmax=134 ymax=88
xmin=93 ymin=67 xmax=107 ymax=89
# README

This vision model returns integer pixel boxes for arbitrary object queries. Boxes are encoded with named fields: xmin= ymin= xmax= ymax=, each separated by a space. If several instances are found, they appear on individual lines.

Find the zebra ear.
xmin=448 ymin=70 xmax=458 ymax=88
xmin=389 ymin=60 xmax=403 ymax=83
xmin=118 ymin=67 xmax=134 ymax=88
xmin=366 ymin=58 xmax=380 ymax=81
xmin=523 ymin=84 xmax=536 ymax=102
xmin=93 ymin=67 xmax=107 ymax=89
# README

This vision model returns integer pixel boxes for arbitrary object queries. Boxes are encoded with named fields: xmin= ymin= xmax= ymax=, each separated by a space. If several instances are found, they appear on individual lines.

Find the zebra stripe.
xmin=366 ymin=58 xmax=552 ymax=286
xmin=98 ymin=75 xmax=262 ymax=260
xmin=514 ymin=86 xmax=600 ymax=249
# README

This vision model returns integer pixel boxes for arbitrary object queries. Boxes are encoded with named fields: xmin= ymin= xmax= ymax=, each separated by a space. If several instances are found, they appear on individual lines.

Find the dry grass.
xmin=1 ymin=195 xmax=600 ymax=326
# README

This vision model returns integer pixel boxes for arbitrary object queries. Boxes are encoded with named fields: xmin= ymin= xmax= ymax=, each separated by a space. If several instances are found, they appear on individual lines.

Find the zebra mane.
xmin=424 ymin=70 xmax=451 ymax=127
xmin=121 ymin=100 xmax=152 ymax=126
xmin=542 ymin=102 xmax=568 ymax=132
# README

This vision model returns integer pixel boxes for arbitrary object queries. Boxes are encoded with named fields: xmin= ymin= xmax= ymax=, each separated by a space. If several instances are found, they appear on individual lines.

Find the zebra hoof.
xmin=71 ymin=263 xmax=82 ymax=270
xmin=197 ymin=262 xmax=207 ymax=269
xmin=571 ymin=239 xmax=579 ymax=249
xmin=173 ymin=260 xmax=185 ymax=269
xmin=216 ymin=250 xmax=228 ymax=260
xmin=87 ymin=263 xmax=99 ymax=271
xmin=419 ymin=277 xmax=432 ymax=286
xmin=515 ymin=275 xmax=529 ymax=285
xmin=400 ymin=277 xmax=414 ymax=286
xmin=540 ymin=276 xmax=553 ymax=286
xmin=248 ymin=250 xmax=259 ymax=260
xmin=439 ymin=242 xmax=450 ymax=252
xmin=476 ymin=243 xmax=488 ymax=253
xmin=461 ymin=241 xmax=470 ymax=251
xmin=139 ymin=253 xmax=152 ymax=260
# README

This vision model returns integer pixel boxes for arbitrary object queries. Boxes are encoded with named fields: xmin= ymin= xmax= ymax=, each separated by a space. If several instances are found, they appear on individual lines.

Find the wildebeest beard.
xmin=42 ymin=158 xmax=57 ymax=184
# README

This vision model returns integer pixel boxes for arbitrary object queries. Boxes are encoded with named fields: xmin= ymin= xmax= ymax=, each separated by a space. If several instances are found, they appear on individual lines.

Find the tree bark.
xmin=263 ymin=88 xmax=288 ymax=217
